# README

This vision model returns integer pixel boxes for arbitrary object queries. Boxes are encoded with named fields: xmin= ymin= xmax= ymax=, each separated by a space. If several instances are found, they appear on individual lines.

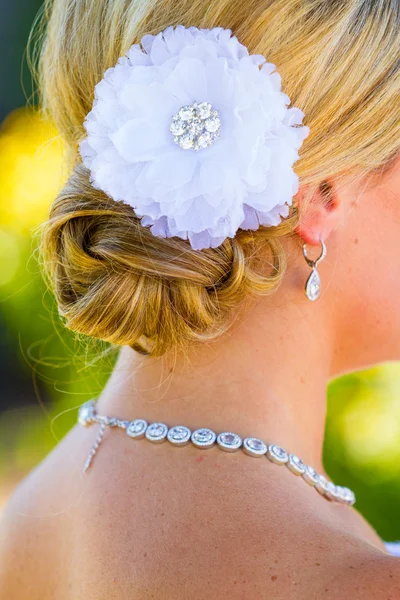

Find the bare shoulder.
xmin=326 ymin=549 xmax=400 ymax=600
xmin=146 ymin=542 xmax=400 ymax=599
xmin=0 ymin=474 xmax=43 ymax=600
xmin=1 ymin=426 xmax=400 ymax=599
xmin=0 ymin=425 xmax=90 ymax=600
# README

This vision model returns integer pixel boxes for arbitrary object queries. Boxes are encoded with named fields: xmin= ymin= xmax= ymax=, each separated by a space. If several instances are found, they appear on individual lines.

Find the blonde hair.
xmin=35 ymin=0 xmax=400 ymax=356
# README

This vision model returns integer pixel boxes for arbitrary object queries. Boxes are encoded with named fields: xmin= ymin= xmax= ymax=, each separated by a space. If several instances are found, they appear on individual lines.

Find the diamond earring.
xmin=302 ymin=239 xmax=327 ymax=301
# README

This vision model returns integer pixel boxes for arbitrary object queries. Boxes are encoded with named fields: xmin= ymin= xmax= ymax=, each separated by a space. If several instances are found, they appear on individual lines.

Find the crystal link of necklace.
xmin=78 ymin=400 xmax=356 ymax=506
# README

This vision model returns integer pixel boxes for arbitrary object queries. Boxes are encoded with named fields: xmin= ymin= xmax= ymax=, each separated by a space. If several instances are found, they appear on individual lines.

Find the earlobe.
xmin=294 ymin=179 xmax=339 ymax=245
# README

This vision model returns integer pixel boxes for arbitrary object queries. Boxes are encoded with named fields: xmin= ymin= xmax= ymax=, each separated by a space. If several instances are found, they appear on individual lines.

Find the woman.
xmin=1 ymin=0 xmax=400 ymax=597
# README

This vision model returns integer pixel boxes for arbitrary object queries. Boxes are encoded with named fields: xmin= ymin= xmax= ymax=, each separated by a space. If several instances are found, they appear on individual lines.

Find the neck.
xmin=96 ymin=280 xmax=335 ymax=474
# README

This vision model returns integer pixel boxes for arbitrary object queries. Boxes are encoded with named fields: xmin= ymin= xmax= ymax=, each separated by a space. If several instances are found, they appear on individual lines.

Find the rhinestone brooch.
xmin=78 ymin=399 xmax=356 ymax=506
xmin=170 ymin=101 xmax=221 ymax=151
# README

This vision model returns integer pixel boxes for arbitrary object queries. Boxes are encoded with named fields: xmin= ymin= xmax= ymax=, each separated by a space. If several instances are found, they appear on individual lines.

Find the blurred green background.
xmin=1 ymin=0 xmax=400 ymax=542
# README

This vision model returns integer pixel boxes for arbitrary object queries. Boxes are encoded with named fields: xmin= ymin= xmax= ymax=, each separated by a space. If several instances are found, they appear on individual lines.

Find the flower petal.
xmin=79 ymin=26 xmax=309 ymax=250
xmin=164 ymin=59 xmax=207 ymax=103
xmin=110 ymin=118 xmax=169 ymax=162
xmin=137 ymin=149 xmax=197 ymax=196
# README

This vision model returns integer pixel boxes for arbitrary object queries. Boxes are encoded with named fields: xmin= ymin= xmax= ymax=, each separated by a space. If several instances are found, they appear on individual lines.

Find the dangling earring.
xmin=302 ymin=239 xmax=326 ymax=301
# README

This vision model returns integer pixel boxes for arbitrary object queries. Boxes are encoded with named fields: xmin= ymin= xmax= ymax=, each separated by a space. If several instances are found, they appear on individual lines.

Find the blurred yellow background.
xmin=0 ymin=108 xmax=115 ymax=507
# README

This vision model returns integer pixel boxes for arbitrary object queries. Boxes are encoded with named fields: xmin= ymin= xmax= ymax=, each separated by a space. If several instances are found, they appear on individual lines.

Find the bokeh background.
xmin=1 ymin=0 xmax=400 ymax=542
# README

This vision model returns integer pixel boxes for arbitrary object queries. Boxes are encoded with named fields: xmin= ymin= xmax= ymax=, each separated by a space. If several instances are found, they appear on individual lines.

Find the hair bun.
xmin=41 ymin=165 xmax=284 ymax=355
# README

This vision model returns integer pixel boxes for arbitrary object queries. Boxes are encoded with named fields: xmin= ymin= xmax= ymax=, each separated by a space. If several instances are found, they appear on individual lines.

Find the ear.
xmin=294 ymin=180 xmax=341 ymax=245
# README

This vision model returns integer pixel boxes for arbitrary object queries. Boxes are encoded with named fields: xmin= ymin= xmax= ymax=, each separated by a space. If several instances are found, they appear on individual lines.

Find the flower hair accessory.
xmin=79 ymin=26 xmax=309 ymax=250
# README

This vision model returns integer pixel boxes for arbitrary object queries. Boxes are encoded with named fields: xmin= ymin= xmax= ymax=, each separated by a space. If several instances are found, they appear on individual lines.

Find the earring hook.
xmin=302 ymin=239 xmax=326 ymax=269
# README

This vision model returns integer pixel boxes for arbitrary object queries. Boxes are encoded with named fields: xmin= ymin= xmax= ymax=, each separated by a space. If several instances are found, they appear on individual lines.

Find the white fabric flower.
xmin=80 ymin=26 xmax=309 ymax=250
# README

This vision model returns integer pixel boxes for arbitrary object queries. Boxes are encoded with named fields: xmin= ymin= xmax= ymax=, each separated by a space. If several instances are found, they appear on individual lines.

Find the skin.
xmin=1 ymin=157 xmax=400 ymax=598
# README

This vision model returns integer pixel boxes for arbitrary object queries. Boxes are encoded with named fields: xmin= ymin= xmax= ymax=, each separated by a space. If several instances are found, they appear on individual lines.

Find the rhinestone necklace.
xmin=78 ymin=399 xmax=356 ymax=506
